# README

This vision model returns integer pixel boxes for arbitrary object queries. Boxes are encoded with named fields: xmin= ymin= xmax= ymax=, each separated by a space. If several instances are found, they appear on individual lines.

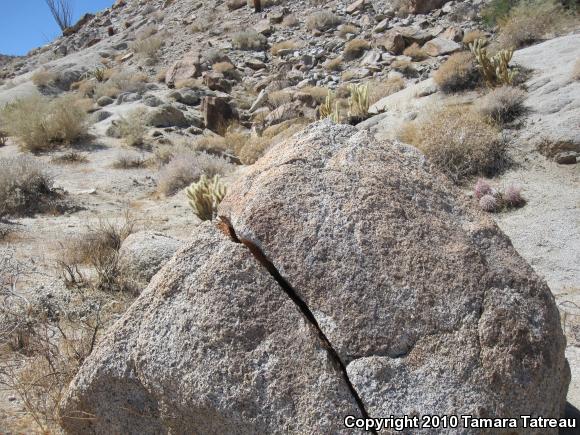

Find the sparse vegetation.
xmin=433 ymin=51 xmax=480 ymax=93
xmin=0 ymin=95 xmax=88 ymax=152
xmin=497 ymin=0 xmax=574 ymax=49
xmin=398 ymin=105 xmax=506 ymax=182
xmin=283 ymin=14 xmax=299 ymax=27
xmin=0 ymin=156 xmax=57 ymax=218
xmin=476 ymin=86 xmax=527 ymax=124
xmin=231 ymin=31 xmax=267 ymax=50
xmin=343 ymin=39 xmax=370 ymax=60
xmin=271 ymin=40 xmax=299 ymax=56
xmin=157 ymin=152 xmax=232 ymax=196
xmin=347 ymin=83 xmax=369 ymax=122
xmin=50 ymin=151 xmax=89 ymax=165
xmin=31 ymin=68 xmax=58 ymax=87
xmin=463 ymin=30 xmax=487 ymax=46
xmin=368 ymin=77 xmax=405 ymax=105
xmin=186 ymin=174 xmax=227 ymax=221
xmin=391 ymin=59 xmax=416 ymax=76
xmin=403 ymin=43 xmax=428 ymax=61
xmin=131 ymin=35 xmax=164 ymax=62
xmin=324 ymin=56 xmax=343 ymax=71
xmin=306 ymin=11 xmax=341 ymax=31
xmin=112 ymin=152 xmax=148 ymax=169
xmin=93 ymin=70 xmax=148 ymax=99
xmin=338 ymin=24 xmax=359 ymax=38
xmin=117 ymin=108 xmax=148 ymax=147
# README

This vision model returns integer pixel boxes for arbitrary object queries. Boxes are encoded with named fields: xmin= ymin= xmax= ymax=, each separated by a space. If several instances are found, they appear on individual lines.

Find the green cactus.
xmin=469 ymin=39 xmax=517 ymax=86
xmin=347 ymin=83 xmax=369 ymax=121
xmin=186 ymin=175 xmax=226 ymax=221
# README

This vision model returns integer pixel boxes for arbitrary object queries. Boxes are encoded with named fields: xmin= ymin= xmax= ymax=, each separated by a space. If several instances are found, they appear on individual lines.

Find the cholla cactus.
xmin=479 ymin=194 xmax=498 ymax=212
xmin=474 ymin=178 xmax=492 ymax=199
xmin=348 ymin=83 xmax=369 ymax=121
xmin=319 ymin=91 xmax=335 ymax=119
xmin=186 ymin=175 xmax=226 ymax=221
xmin=469 ymin=39 xmax=517 ymax=86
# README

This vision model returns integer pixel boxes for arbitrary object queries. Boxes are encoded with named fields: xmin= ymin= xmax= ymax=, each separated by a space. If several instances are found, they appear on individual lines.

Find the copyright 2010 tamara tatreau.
xmin=343 ymin=415 xmax=577 ymax=431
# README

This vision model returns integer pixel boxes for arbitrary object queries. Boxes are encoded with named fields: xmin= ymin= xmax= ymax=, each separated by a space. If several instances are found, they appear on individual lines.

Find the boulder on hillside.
xmin=117 ymin=231 xmax=182 ymax=291
xmin=201 ymin=96 xmax=238 ymax=133
xmin=146 ymin=105 xmax=189 ymax=128
xmin=165 ymin=53 xmax=203 ymax=88
xmin=60 ymin=122 xmax=569 ymax=434
xmin=407 ymin=0 xmax=451 ymax=14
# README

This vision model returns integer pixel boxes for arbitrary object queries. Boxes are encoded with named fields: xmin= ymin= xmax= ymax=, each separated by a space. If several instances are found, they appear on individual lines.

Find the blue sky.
xmin=0 ymin=0 xmax=115 ymax=56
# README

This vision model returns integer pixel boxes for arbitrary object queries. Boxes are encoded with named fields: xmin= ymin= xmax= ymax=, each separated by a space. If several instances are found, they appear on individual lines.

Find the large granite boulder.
xmin=60 ymin=121 xmax=569 ymax=434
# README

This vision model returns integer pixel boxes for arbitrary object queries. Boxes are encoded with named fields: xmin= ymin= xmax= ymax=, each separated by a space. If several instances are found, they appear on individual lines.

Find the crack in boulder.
xmin=218 ymin=216 xmax=376 ymax=433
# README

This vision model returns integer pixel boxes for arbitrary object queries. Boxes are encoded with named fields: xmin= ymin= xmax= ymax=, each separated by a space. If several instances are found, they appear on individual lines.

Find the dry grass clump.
xmin=306 ymin=10 xmax=341 ymax=31
xmin=93 ymin=70 xmax=148 ymax=99
xmin=231 ymin=31 xmax=267 ymax=50
xmin=399 ymin=105 xmax=506 ymax=182
xmin=157 ymin=152 xmax=233 ymax=196
xmin=271 ymin=40 xmax=299 ymax=56
xmin=131 ymin=35 xmax=164 ymax=62
xmin=391 ymin=59 xmax=416 ymax=76
xmin=433 ymin=51 xmax=480 ymax=93
xmin=283 ymin=14 xmax=299 ymax=27
xmin=112 ymin=152 xmax=148 ymax=169
xmin=497 ymin=0 xmax=574 ymax=49
xmin=117 ymin=108 xmax=148 ymax=147
xmin=50 ymin=151 xmax=89 ymax=165
xmin=227 ymin=0 xmax=247 ymax=10
xmin=191 ymin=19 xmax=209 ymax=33
xmin=573 ymin=59 xmax=580 ymax=81
xmin=338 ymin=24 xmax=359 ymax=38
xmin=343 ymin=39 xmax=370 ymax=60
xmin=476 ymin=86 xmax=527 ymax=124
xmin=403 ymin=43 xmax=428 ymax=60
xmin=300 ymin=86 xmax=330 ymax=104
xmin=463 ymin=30 xmax=487 ymax=45
xmin=0 ymin=156 xmax=56 ymax=218
xmin=0 ymin=95 xmax=88 ymax=152
xmin=368 ymin=76 xmax=405 ymax=105
xmin=31 ymin=68 xmax=58 ymax=87
xmin=135 ymin=23 xmax=158 ymax=40
xmin=324 ymin=56 xmax=343 ymax=71
xmin=58 ymin=215 xmax=137 ymax=292
xmin=268 ymin=90 xmax=293 ymax=107
xmin=212 ymin=61 xmax=235 ymax=74
xmin=0 ymin=260 xmax=130 ymax=433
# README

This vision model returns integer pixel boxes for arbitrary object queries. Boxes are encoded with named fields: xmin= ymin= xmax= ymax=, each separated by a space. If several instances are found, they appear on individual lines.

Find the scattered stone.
xmin=555 ymin=151 xmax=578 ymax=165
xmin=423 ymin=36 xmax=462 ymax=56
xmin=96 ymin=96 xmax=114 ymax=107
xmin=146 ymin=105 xmax=189 ymax=128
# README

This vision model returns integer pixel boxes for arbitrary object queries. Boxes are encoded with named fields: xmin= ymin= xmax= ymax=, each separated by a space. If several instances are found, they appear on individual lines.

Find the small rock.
xmin=423 ymin=37 xmax=462 ymax=56
xmin=555 ymin=151 xmax=578 ymax=165
xmin=97 ymin=96 xmax=114 ymax=107
xmin=346 ymin=0 xmax=365 ymax=14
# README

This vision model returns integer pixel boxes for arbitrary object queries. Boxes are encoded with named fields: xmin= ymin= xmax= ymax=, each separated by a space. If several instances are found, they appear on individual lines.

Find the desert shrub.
xmin=497 ymin=0 xmax=574 ymax=49
xmin=135 ymin=23 xmax=157 ymax=40
xmin=463 ymin=30 xmax=488 ymax=45
xmin=112 ymin=152 xmax=148 ymax=169
xmin=300 ymin=86 xmax=329 ymax=104
xmin=403 ymin=43 xmax=428 ymax=60
xmin=186 ymin=175 xmax=227 ymax=221
xmin=50 ymin=151 xmax=89 ymax=165
xmin=271 ymin=40 xmax=299 ymax=56
xmin=573 ymin=59 xmax=580 ymax=80
xmin=368 ymin=76 xmax=405 ymax=105
xmin=131 ymin=35 xmax=164 ymax=62
xmin=481 ymin=0 xmax=519 ymax=26
xmin=231 ymin=31 xmax=267 ymax=50
xmin=268 ymin=90 xmax=293 ymax=107
xmin=0 ymin=156 xmax=56 ymax=218
xmin=93 ymin=70 xmax=148 ymax=99
xmin=157 ymin=152 xmax=232 ymax=196
xmin=343 ymin=39 xmax=370 ymax=61
xmin=212 ymin=61 xmax=235 ymax=74
xmin=31 ymin=68 xmax=58 ymax=87
xmin=391 ymin=59 xmax=416 ymax=77
xmin=58 ymin=214 xmax=136 ymax=292
xmin=117 ymin=108 xmax=148 ymax=147
xmin=433 ymin=51 xmax=480 ymax=93
xmin=283 ymin=14 xmax=299 ymax=27
xmin=306 ymin=10 xmax=341 ymax=31
xmin=398 ymin=105 xmax=506 ymax=182
xmin=338 ymin=24 xmax=359 ymax=38
xmin=476 ymin=86 xmax=527 ymax=123
xmin=469 ymin=40 xmax=517 ymax=86
xmin=324 ymin=56 xmax=343 ymax=71
xmin=191 ymin=19 xmax=209 ymax=32
xmin=0 ymin=94 xmax=88 ymax=152
xmin=193 ymin=135 xmax=231 ymax=155
xmin=227 ymin=0 xmax=246 ymax=10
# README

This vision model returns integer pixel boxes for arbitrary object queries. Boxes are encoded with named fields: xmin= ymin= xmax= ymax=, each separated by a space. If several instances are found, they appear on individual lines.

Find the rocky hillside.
xmin=0 ymin=0 xmax=578 ymax=433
